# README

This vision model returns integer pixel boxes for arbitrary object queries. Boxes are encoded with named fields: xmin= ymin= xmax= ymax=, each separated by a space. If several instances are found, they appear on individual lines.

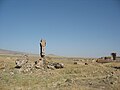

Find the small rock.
xmin=92 ymin=59 xmax=96 ymax=63
xmin=53 ymin=63 xmax=64 ymax=69
xmin=35 ymin=60 xmax=44 ymax=69
xmin=89 ymin=82 xmax=92 ymax=85
xmin=74 ymin=62 xmax=77 ymax=64
xmin=10 ymin=72 xmax=14 ymax=75
xmin=65 ymin=79 xmax=72 ymax=83
xmin=0 ymin=63 xmax=6 ymax=69
xmin=110 ymin=82 xmax=113 ymax=84
xmin=111 ymin=72 xmax=114 ymax=74
xmin=85 ymin=63 xmax=88 ymax=65
xmin=84 ymin=75 xmax=87 ymax=77
xmin=47 ymin=65 xmax=55 ymax=70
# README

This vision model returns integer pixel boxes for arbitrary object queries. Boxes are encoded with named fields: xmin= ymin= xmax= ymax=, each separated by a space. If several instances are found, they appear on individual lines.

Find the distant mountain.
xmin=47 ymin=54 xmax=57 ymax=57
xmin=0 ymin=49 xmax=25 ymax=55
xmin=47 ymin=54 xmax=65 ymax=58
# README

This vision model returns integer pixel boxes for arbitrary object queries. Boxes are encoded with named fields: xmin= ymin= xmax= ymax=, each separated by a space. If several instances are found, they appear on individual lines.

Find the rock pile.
xmin=15 ymin=55 xmax=34 ymax=73
xmin=15 ymin=55 xmax=28 ymax=68
xmin=15 ymin=59 xmax=28 ymax=68
xmin=15 ymin=55 xmax=64 ymax=73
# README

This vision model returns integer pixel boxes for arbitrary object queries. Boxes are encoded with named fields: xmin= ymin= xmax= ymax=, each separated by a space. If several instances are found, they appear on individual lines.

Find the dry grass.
xmin=0 ymin=54 xmax=120 ymax=90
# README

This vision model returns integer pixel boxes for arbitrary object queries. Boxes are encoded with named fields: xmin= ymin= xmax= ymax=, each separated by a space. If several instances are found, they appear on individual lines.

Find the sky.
xmin=0 ymin=0 xmax=120 ymax=57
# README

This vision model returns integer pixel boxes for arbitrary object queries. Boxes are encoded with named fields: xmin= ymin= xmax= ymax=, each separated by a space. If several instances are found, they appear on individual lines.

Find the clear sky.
xmin=0 ymin=0 xmax=120 ymax=57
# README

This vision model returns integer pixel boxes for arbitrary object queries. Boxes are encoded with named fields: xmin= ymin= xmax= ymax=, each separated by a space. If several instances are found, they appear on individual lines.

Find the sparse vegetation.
xmin=0 ymin=54 xmax=120 ymax=90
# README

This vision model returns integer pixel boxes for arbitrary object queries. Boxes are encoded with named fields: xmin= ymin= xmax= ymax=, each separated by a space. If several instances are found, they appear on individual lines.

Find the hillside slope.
xmin=0 ymin=49 xmax=24 ymax=55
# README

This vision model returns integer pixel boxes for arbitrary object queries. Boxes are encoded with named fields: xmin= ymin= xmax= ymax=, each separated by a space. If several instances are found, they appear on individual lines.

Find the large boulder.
xmin=48 ymin=62 xmax=64 ymax=69
xmin=47 ymin=64 xmax=55 ymax=70
xmin=15 ymin=59 xmax=28 ymax=68
xmin=34 ymin=59 xmax=44 ymax=69
xmin=54 ymin=63 xmax=64 ymax=69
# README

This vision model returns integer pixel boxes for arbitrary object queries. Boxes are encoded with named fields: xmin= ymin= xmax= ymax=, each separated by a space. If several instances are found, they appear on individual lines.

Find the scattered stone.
xmin=15 ymin=59 xmax=28 ymax=68
xmin=92 ymin=59 xmax=96 ymax=63
xmin=10 ymin=72 xmax=14 ymax=75
xmin=53 ymin=63 xmax=64 ymax=69
xmin=52 ymin=81 xmax=62 ymax=88
xmin=15 ymin=55 xmax=29 ymax=68
xmin=89 ymin=82 xmax=92 ymax=85
xmin=47 ymin=62 xmax=64 ymax=69
xmin=35 ymin=59 xmax=44 ymax=69
xmin=47 ymin=65 xmax=55 ymax=70
xmin=0 ymin=62 xmax=6 ymax=69
xmin=111 ymin=72 xmax=114 ymax=74
xmin=18 ymin=63 xmax=34 ymax=73
xmin=110 ymin=82 xmax=113 ymax=84
xmin=106 ymin=74 xmax=111 ymax=79
xmin=65 ymin=79 xmax=73 ymax=83
xmin=113 ymin=66 xmax=120 ymax=69
xmin=74 ymin=62 xmax=77 ymax=64
xmin=83 ymin=75 xmax=87 ymax=77
xmin=85 ymin=63 xmax=88 ymax=65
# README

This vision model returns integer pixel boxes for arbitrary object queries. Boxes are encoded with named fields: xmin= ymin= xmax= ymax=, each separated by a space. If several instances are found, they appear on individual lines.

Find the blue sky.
xmin=0 ymin=0 xmax=120 ymax=57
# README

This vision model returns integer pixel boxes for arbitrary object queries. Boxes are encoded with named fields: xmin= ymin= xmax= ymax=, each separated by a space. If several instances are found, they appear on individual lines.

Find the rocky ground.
xmin=0 ymin=54 xmax=120 ymax=90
